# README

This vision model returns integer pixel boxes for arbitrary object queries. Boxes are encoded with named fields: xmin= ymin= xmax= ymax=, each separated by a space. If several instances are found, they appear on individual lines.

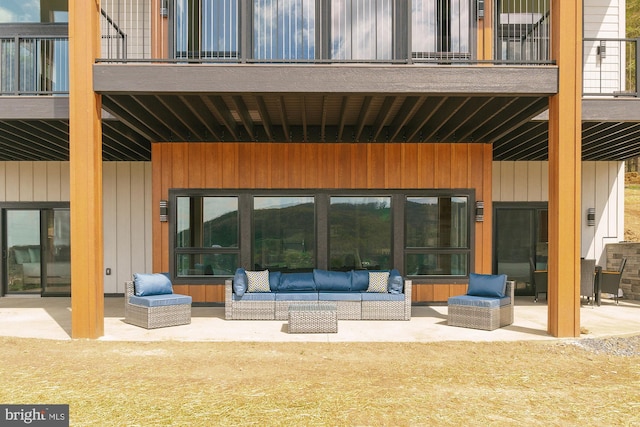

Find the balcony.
xmin=0 ymin=1 xmax=638 ymax=162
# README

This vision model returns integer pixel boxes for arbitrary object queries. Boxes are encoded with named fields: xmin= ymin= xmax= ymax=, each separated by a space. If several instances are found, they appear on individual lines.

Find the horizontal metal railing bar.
xmin=94 ymin=57 xmax=557 ymax=66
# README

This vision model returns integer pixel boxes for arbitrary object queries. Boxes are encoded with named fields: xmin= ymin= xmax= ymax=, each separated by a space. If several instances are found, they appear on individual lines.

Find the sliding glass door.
xmin=3 ymin=205 xmax=70 ymax=296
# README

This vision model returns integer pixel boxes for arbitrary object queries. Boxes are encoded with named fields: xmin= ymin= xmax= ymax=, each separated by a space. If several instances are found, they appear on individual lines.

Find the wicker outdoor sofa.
xmin=225 ymin=268 xmax=412 ymax=321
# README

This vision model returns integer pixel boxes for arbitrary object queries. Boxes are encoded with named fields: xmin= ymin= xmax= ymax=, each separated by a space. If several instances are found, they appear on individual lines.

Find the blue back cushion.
xmin=388 ymin=269 xmax=403 ymax=294
xmin=233 ymin=268 xmax=248 ymax=297
xmin=313 ymin=269 xmax=351 ymax=291
xmin=133 ymin=273 xmax=173 ymax=297
xmin=351 ymin=270 xmax=370 ymax=291
xmin=269 ymin=271 xmax=282 ymax=292
xmin=278 ymin=272 xmax=316 ymax=291
xmin=466 ymin=273 xmax=507 ymax=298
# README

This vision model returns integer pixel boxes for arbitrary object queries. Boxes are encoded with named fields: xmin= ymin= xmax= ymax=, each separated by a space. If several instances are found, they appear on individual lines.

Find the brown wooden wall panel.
xmin=152 ymin=142 xmax=493 ymax=303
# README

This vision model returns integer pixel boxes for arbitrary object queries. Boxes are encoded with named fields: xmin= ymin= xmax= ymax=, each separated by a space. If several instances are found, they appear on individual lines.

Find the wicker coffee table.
xmin=288 ymin=303 xmax=338 ymax=333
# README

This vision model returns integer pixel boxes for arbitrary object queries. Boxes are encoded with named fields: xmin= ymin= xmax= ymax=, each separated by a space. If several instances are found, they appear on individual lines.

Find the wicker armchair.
xmin=124 ymin=279 xmax=192 ymax=329
xmin=448 ymin=274 xmax=514 ymax=331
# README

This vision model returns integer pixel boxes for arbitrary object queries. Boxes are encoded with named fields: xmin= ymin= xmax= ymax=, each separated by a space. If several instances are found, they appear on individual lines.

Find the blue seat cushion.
xmin=466 ymin=273 xmax=507 ymax=298
xmin=318 ymin=292 xmax=362 ymax=301
xmin=133 ymin=273 xmax=173 ymax=296
xmin=129 ymin=294 xmax=192 ymax=308
xmin=314 ymin=269 xmax=351 ymax=291
xmin=278 ymin=272 xmax=316 ymax=291
xmin=361 ymin=292 xmax=405 ymax=301
xmin=275 ymin=292 xmax=319 ymax=301
xmin=232 ymin=292 xmax=276 ymax=302
xmin=448 ymin=295 xmax=511 ymax=308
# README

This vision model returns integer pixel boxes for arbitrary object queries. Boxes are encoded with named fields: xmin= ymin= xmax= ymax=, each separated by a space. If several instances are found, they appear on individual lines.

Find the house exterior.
xmin=0 ymin=0 xmax=638 ymax=338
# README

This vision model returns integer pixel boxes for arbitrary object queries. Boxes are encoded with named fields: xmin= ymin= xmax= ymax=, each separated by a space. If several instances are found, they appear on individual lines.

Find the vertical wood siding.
xmin=152 ymin=142 xmax=494 ymax=303
xmin=493 ymin=160 xmax=624 ymax=264
xmin=0 ymin=161 xmax=152 ymax=295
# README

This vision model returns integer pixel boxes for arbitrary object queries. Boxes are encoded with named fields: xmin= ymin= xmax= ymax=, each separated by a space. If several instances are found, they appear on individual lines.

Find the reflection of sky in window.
xmin=0 ymin=0 xmax=67 ymax=23
xmin=175 ymin=0 xmax=238 ymax=56
xmin=254 ymin=0 xmax=315 ymax=60
xmin=407 ymin=196 xmax=468 ymax=206
xmin=412 ymin=0 xmax=470 ymax=54
xmin=255 ymin=196 xmax=314 ymax=210
xmin=331 ymin=197 xmax=391 ymax=208
xmin=331 ymin=0 xmax=392 ymax=60
xmin=177 ymin=196 xmax=238 ymax=235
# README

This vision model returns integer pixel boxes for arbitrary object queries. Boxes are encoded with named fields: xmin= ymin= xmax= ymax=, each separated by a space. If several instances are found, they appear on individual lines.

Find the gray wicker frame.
xmin=447 ymin=281 xmax=515 ymax=331
xmin=288 ymin=303 xmax=338 ymax=333
xmin=225 ymin=278 xmax=412 ymax=320
xmin=124 ymin=281 xmax=192 ymax=329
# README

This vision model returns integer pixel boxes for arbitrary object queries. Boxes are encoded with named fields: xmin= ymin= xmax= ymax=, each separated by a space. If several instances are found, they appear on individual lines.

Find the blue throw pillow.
xmin=133 ymin=273 xmax=173 ymax=297
xmin=388 ymin=269 xmax=403 ymax=294
xmin=233 ymin=268 xmax=248 ymax=297
xmin=466 ymin=273 xmax=507 ymax=298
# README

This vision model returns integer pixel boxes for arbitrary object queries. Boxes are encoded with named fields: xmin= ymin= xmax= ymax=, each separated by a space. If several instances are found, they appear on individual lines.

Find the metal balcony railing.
xmin=0 ymin=36 xmax=69 ymax=95
xmin=2 ymin=1 xmax=637 ymax=99
xmin=583 ymin=38 xmax=639 ymax=98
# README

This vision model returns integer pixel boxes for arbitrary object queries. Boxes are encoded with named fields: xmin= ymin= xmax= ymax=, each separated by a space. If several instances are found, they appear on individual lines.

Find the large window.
xmin=405 ymin=196 xmax=469 ymax=276
xmin=253 ymin=196 xmax=315 ymax=271
xmin=412 ymin=0 xmax=472 ymax=60
xmin=254 ymin=0 xmax=315 ymax=60
xmin=496 ymin=0 xmax=550 ymax=62
xmin=329 ymin=196 xmax=391 ymax=271
xmin=331 ymin=0 xmax=392 ymax=60
xmin=174 ymin=0 xmax=238 ymax=59
xmin=0 ymin=0 xmax=68 ymax=23
xmin=170 ymin=190 xmax=473 ymax=282
xmin=175 ymin=195 xmax=239 ymax=277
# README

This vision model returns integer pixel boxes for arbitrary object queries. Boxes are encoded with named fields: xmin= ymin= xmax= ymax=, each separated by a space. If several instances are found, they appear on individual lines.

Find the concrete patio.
xmin=0 ymin=295 xmax=638 ymax=343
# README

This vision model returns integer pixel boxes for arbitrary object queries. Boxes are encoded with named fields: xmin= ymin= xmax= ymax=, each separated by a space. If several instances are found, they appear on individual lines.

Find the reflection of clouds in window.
xmin=254 ymin=0 xmax=315 ymax=60
xmin=175 ymin=0 xmax=238 ymax=58
xmin=412 ymin=0 xmax=470 ymax=56
xmin=331 ymin=0 xmax=392 ymax=60
xmin=0 ymin=0 xmax=47 ymax=23
xmin=202 ymin=0 xmax=238 ymax=57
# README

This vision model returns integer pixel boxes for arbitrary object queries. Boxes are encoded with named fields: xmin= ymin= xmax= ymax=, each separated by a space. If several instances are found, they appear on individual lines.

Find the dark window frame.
xmin=169 ymin=188 xmax=475 ymax=285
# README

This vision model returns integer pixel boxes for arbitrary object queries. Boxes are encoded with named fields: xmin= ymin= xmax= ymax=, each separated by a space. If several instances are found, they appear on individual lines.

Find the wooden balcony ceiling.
xmin=0 ymin=65 xmax=638 ymax=161
xmin=96 ymin=64 xmax=555 ymax=149
xmin=494 ymin=99 xmax=640 ymax=161
xmin=0 ymin=97 xmax=150 ymax=161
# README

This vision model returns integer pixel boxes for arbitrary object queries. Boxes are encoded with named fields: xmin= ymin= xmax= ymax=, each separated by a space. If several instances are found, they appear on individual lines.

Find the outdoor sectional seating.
xmin=124 ymin=273 xmax=192 ymax=329
xmin=225 ymin=268 xmax=412 ymax=320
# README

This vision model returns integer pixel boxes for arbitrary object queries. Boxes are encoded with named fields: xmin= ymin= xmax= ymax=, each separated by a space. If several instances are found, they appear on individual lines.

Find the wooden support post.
xmin=548 ymin=0 xmax=582 ymax=337
xmin=69 ymin=0 xmax=104 ymax=338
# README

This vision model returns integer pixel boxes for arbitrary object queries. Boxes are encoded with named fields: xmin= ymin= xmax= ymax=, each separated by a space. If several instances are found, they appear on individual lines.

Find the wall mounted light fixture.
xmin=475 ymin=201 xmax=484 ymax=222
xmin=587 ymin=208 xmax=596 ymax=226
xmin=160 ymin=200 xmax=168 ymax=222
xmin=597 ymin=40 xmax=606 ymax=60
xmin=160 ymin=0 xmax=168 ymax=17
xmin=478 ymin=0 xmax=484 ymax=18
